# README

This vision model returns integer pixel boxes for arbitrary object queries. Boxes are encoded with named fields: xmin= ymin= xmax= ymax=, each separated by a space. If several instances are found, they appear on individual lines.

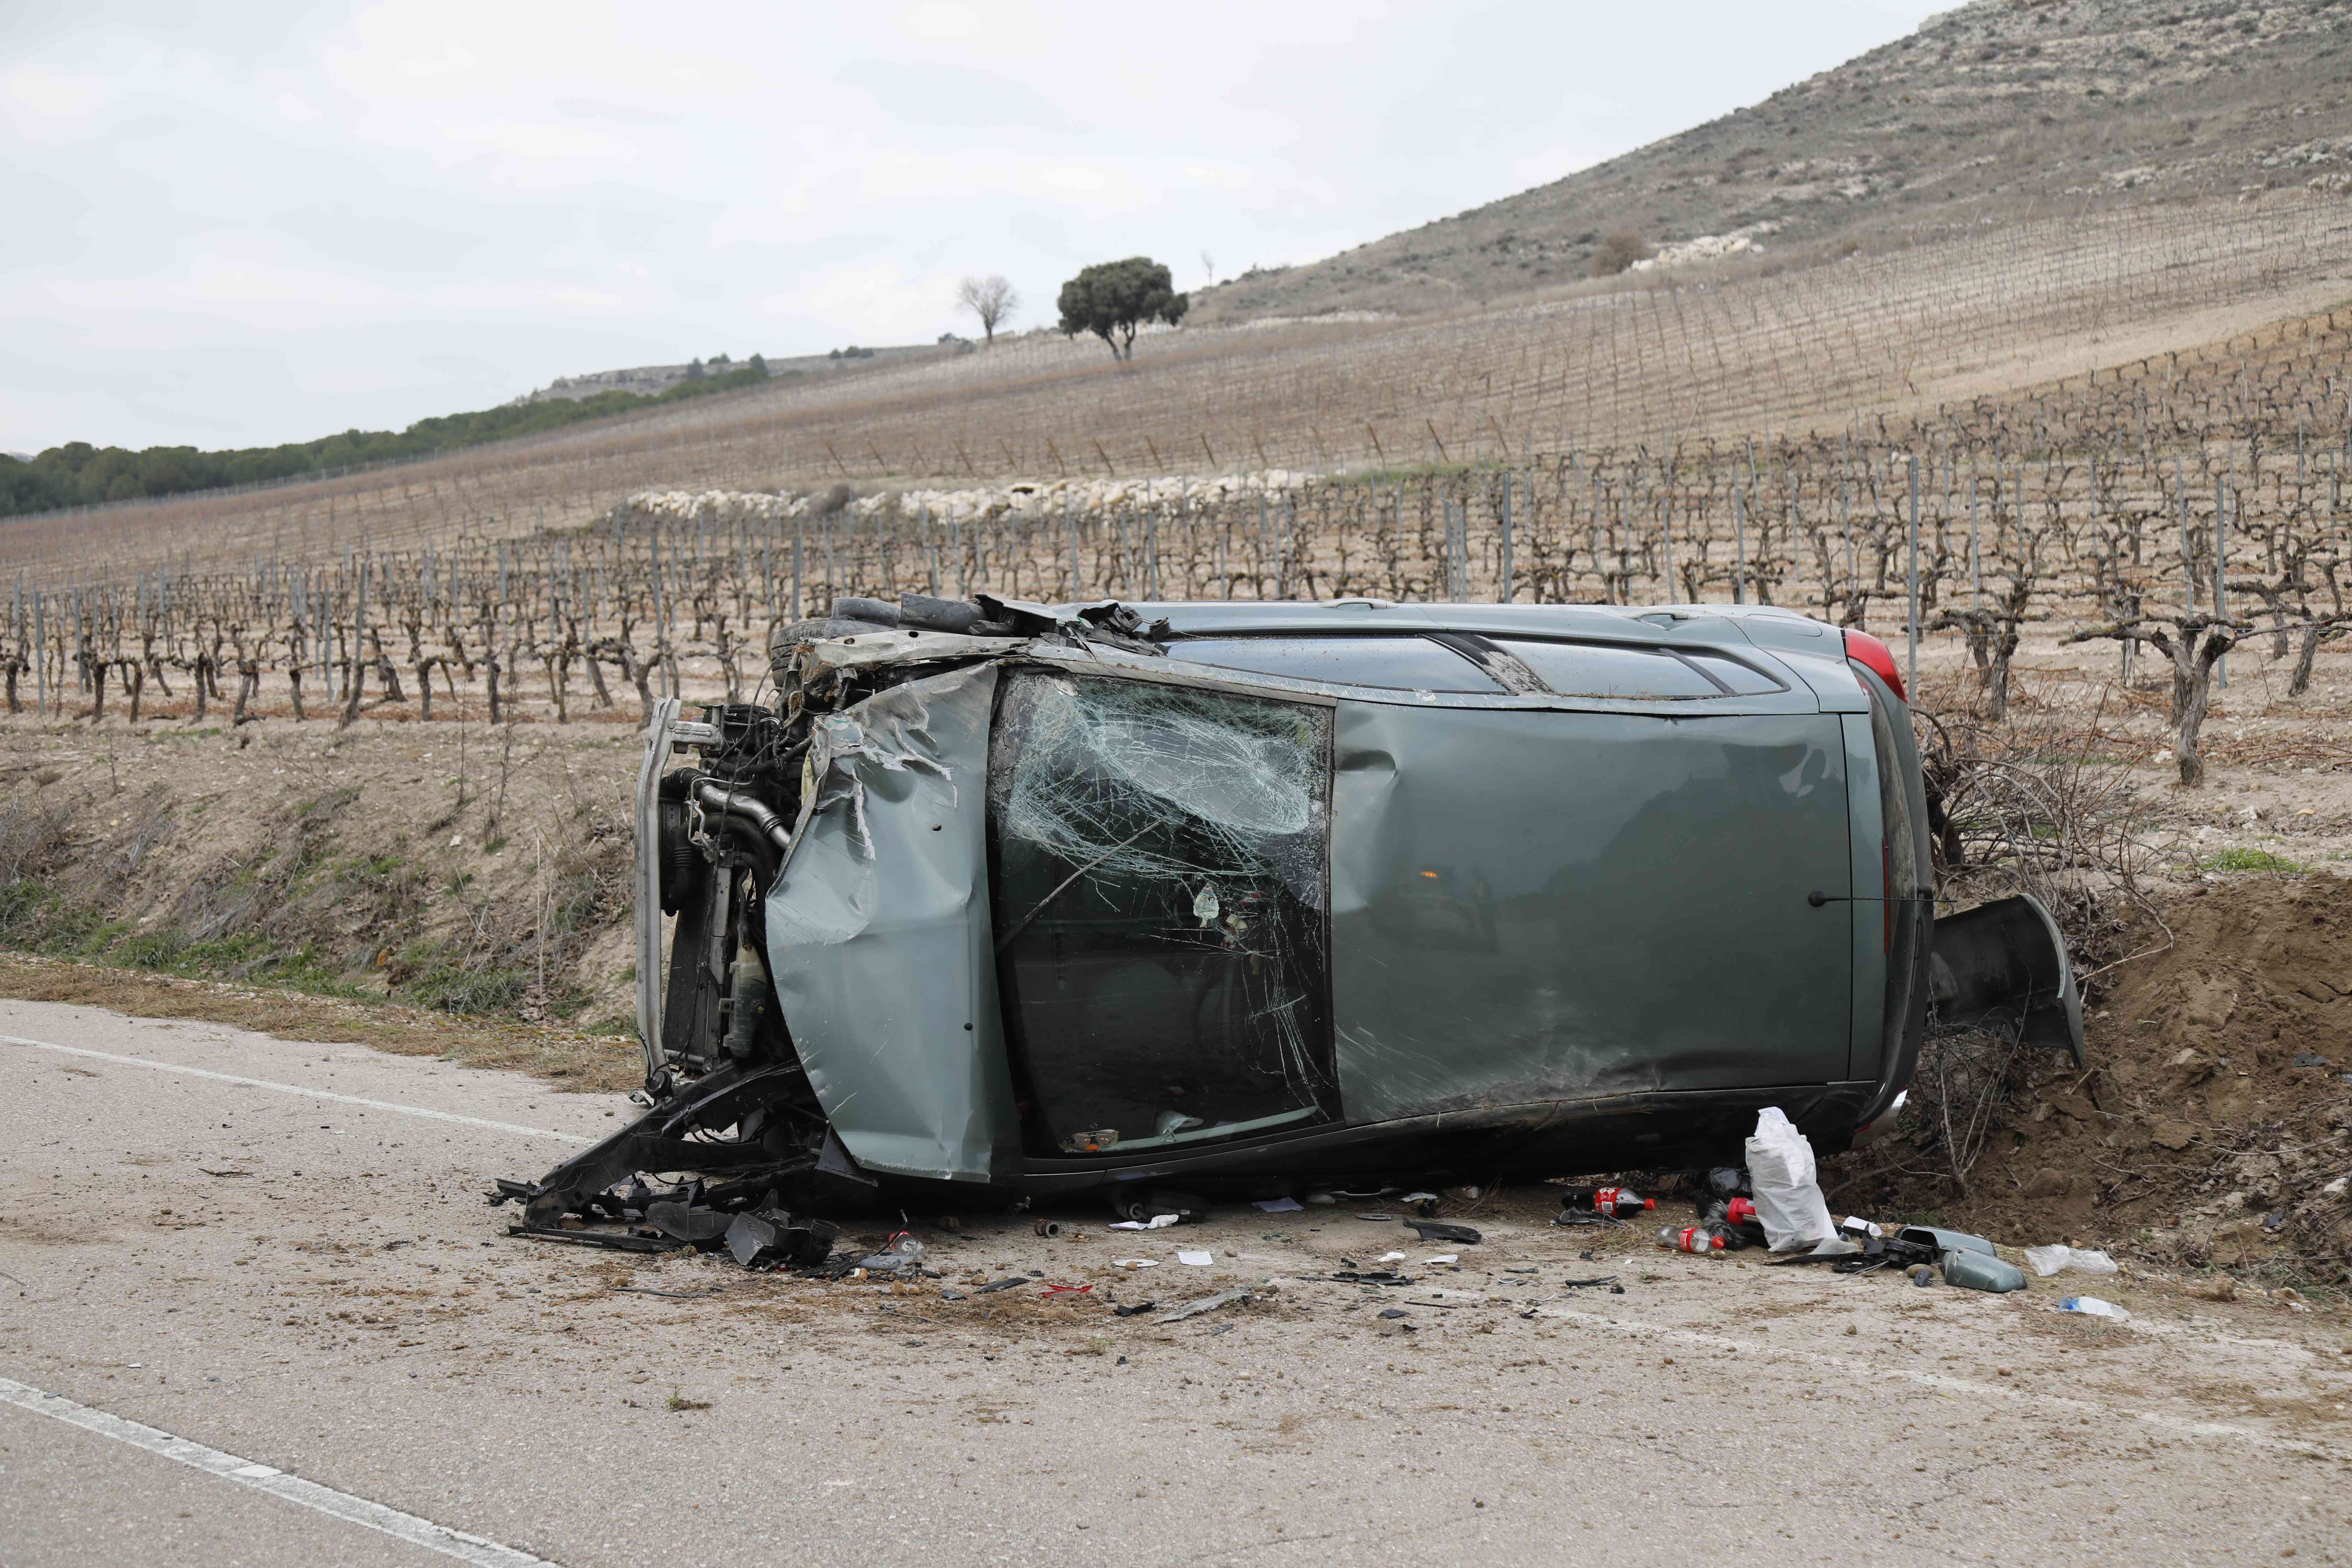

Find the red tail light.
xmin=1843 ymin=628 xmax=1905 ymax=702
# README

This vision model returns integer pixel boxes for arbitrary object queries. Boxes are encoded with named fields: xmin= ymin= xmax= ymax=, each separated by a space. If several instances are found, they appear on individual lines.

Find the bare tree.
xmin=955 ymin=275 xmax=1019 ymax=345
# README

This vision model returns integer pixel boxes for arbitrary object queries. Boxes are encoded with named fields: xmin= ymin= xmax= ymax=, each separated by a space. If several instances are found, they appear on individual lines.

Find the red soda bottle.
xmin=1658 ymin=1224 xmax=1725 ymax=1254
xmin=1562 ymin=1185 xmax=1654 ymax=1217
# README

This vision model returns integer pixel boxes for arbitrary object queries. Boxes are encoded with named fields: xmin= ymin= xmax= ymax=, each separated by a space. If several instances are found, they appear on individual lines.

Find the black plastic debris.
xmin=1560 ymin=1275 xmax=1619 ymax=1289
xmin=1377 ymin=1308 xmax=1408 ymax=1320
xmin=1112 ymin=1301 xmax=1157 ymax=1318
xmin=974 ymin=1277 xmax=1029 ymax=1294
xmin=1354 ymin=1212 xmax=1393 ymax=1222
xmin=505 ymin=1224 xmax=681 ymax=1254
xmin=720 ymin=1209 xmax=840 ymax=1269
xmin=1327 ymin=1269 xmax=1414 ymax=1286
xmin=1404 ymin=1220 xmax=1481 ymax=1245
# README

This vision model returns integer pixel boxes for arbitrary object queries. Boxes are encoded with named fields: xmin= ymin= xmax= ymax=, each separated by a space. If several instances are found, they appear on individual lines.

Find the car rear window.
xmin=1164 ymin=635 xmax=1503 ymax=692
xmin=1494 ymin=640 xmax=1724 ymax=698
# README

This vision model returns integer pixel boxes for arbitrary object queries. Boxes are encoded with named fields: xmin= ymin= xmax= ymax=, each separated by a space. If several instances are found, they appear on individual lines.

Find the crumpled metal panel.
xmin=1329 ymin=702 xmax=1853 ymax=1122
xmin=762 ymin=662 xmax=1018 ymax=1183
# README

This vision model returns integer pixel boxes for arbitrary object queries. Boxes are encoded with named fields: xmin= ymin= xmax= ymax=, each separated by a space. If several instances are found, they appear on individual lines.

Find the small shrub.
xmin=1588 ymin=232 xmax=1652 ymax=278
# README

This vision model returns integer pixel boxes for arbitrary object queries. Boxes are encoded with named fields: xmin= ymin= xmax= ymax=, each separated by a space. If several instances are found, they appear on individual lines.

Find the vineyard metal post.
xmin=1906 ymin=457 xmax=1921 ymax=693
xmin=1658 ymin=498 xmax=1674 ymax=603
xmin=1499 ymin=472 xmax=1513 ymax=603
xmin=1733 ymin=488 xmax=1747 ymax=605
xmin=2214 ymin=471 xmax=2229 ymax=689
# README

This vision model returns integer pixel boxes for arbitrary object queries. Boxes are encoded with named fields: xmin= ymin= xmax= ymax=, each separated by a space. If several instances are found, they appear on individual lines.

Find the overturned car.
xmin=503 ymin=593 xmax=2082 ymax=1231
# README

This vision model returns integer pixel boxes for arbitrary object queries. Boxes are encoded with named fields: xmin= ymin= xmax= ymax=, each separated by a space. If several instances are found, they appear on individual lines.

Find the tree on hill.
xmin=1057 ymin=257 xmax=1188 ymax=361
xmin=955 ymin=274 xmax=1020 ymax=344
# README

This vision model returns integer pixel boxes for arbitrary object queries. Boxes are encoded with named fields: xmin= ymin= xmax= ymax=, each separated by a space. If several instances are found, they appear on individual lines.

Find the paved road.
xmin=2 ymin=995 xmax=2348 ymax=1566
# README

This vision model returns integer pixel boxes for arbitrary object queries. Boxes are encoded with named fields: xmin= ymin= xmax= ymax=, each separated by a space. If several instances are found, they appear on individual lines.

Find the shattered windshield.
xmin=988 ymin=670 xmax=1337 ymax=1157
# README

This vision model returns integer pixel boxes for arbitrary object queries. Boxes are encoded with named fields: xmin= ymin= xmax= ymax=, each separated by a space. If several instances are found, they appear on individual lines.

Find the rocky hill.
xmin=1197 ymin=0 xmax=2352 ymax=322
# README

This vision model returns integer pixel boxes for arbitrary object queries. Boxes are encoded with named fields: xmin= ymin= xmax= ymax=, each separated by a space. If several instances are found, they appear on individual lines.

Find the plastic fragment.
xmin=1176 ymin=1250 xmax=1214 ymax=1266
xmin=1156 ymin=1289 xmax=1253 ymax=1323
xmin=2059 ymin=1295 xmax=2130 ymax=1321
xmin=2024 ymin=1245 xmax=2118 ymax=1278
xmin=1423 ymin=1254 xmax=1459 ymax=1265
xmin=1111 ymin=1214 xmax=1182 ymax=1231
xmin=1403 ymin=1220 xmax=1482 ymax=1245
xmin=1253 ymin=1198 xmax=1304 ymax=1213
xmin=1113 ymin=1258 xmax=1159 ymax=1269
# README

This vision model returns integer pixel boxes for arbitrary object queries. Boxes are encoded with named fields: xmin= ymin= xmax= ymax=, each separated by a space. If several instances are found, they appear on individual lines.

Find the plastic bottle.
xmin=1563 ymin=1185 xmax=1655 ymax=1217
xmin=1658 ymin=1224 xmax=1725 ymax=1254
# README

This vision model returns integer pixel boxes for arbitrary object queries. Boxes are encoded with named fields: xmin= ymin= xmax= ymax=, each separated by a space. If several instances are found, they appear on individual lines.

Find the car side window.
xmin=1164 ymin=635 xmax=1504 ymax=692
xmin=988 ymin=671 xmax=1338 ymax=1157
xmin=1493 ymin=639 xmax=1724 ymax=698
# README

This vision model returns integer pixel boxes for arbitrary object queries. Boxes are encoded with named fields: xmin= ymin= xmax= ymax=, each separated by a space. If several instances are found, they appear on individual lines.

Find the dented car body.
xmin=511 ymin=595 xmax=2082 ymax=1225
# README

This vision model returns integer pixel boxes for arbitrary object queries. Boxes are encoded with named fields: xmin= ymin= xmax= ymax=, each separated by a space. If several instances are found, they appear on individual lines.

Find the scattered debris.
xmin=1558 ymin=1185 xmax=1653 ymax=1219
xmin=1253 ymin=1197 xmax=1304 ymax=1213
xmin=973 ymin=1277 xmax=1029 ymax=1294
xmin=1113 ymin=1301 xmax=1157 ymax=1317
xmin=1111 ymin=1215 xmax=1181 ymax=1231
xmin=1402 ymin=1220 xmax=1480 ymax=1245
xmin=2023 ymin=1245 xmax=2118 ymax=1278
xmin=1157 ymin=1289 xmax=1255 ymax=1323
xmin=1747 ymin=1107 xmax=1835 ymax=1252
xmin=1940 ymin=1248 xmax=2027 ymax=1293
xmin=2059 ymin=1296 xmax=2131 ymax=1321
xmin=1176 ymin=1250 xmax=1214 ymax=1266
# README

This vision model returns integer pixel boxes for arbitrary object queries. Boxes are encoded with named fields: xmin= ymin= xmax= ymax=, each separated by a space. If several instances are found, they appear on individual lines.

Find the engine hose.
xmin=691 ymin=778 xmax=796 ymax=855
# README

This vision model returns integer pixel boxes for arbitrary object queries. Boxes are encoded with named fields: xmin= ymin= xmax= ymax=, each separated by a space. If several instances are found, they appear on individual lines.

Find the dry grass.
xmin=0 ymin=952 xmax=640 ymax=1091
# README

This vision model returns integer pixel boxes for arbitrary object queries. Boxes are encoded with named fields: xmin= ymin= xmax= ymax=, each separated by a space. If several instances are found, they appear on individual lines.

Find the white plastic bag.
xmin=2024 ymin=1244 xmax=2118 ymax=1278
xmin=1745 ymin=1106 xmax=1836 ymax=1253
xmin=2058 ymin=1295 xmax=2129 ymax=1321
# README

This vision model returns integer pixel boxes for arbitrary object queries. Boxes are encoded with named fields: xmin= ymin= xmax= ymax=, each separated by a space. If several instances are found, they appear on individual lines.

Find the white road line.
xmin=0 ymin=1373 xmax=560 ymax=1567
xmin=0 ymin=1035 xmax=590 ymax=1144
xmin=1531 ymin=1302 xmax=2349 ymax=1460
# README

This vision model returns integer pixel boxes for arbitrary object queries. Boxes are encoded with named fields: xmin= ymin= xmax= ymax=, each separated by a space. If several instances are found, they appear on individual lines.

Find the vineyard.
xmin=8 ymin=192 xmax=2352 ymax=585
xmin=4 ymin=190 xmax=2351 ymax=788
xmin=8 ymin=288 xmax=2352 ymax=765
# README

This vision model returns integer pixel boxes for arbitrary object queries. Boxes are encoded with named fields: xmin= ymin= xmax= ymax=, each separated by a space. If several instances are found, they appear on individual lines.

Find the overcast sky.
xmin=2 ymin=0 xmax=1945 ymax=454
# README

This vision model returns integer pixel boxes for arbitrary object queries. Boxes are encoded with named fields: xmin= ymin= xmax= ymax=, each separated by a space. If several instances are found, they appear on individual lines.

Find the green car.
xmin=507 ymin=594 xmax=2080 ymax=1225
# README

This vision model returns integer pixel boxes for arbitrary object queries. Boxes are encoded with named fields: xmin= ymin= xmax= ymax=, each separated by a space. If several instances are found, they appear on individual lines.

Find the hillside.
xmin=1196 ymin=0 xmax=2352 ymax=322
